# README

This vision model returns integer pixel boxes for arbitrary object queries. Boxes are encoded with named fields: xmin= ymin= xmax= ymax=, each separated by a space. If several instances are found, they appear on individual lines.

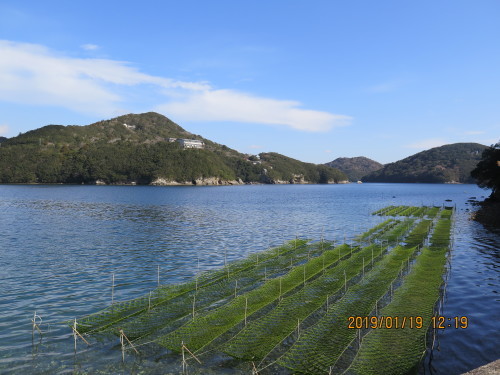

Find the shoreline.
xmin=0 ymin=179 xmax=351 ymax=186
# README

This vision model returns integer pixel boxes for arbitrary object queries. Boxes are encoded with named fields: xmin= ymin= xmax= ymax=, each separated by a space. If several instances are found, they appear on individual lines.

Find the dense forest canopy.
xmin=0 ymin=113 xmax=347 ymax=185
xmin=471 ymin=142 xmax=500 ymax=199
xmin=362 ymin=143 xmax=487 ymax=183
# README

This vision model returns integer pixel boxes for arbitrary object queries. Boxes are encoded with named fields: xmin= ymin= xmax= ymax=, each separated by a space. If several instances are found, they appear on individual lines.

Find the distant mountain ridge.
xmin=324 ymin=156 xmax=383 ymax=181
xmin=362 ymin=143 xmax=487 ymax=183
xmin=0 ymin=112 xmax=347 ymax=185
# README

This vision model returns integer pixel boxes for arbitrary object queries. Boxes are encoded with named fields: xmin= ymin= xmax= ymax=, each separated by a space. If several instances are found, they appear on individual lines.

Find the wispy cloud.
xmin=406 ymin=138 xmax=448 ymax=150
xmin=0 ymin=124 xmax=9 ymax=136
xmin=0 ymin=40 xmax=351 ymax=132
xmin=81 ymin=43 xmax=100 ymax=51
xmin=158 ymin=89 xmax=351 ymax=132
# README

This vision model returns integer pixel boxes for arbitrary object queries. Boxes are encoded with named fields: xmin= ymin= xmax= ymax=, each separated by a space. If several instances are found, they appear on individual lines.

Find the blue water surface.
xmin=0 ymin=184 xmax=498 ymax=374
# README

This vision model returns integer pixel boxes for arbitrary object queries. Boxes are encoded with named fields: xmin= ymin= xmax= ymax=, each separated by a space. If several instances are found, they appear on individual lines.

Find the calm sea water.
xmin=0 ymin=184 xmax=498 ymax=374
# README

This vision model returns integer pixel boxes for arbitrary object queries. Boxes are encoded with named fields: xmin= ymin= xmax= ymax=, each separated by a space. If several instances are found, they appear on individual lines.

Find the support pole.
xmin=245 ymin=297 xmax=248 ymax=325
xmin=111 ymin=273 xmax=115 ymax=305
xmin=192 ymin=294 xmax=196 ymax=319
xmin=344 ymin=270 xmax=347 ymax=292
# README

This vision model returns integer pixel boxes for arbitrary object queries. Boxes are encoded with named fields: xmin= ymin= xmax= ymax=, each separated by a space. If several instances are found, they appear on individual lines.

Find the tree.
xmin=471 ymin=142 xmax=500 ymax=200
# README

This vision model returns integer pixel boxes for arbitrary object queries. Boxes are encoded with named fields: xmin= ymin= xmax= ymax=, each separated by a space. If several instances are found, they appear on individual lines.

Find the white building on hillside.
xmin=179 ymin=139 xmax=204 ymax=149
xmin=168 ymin=138 xmax=205 ymax=149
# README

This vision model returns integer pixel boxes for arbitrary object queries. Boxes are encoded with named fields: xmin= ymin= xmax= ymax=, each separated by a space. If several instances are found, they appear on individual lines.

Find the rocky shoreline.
xmin=471 ymin=195 xmax=500 ymax=230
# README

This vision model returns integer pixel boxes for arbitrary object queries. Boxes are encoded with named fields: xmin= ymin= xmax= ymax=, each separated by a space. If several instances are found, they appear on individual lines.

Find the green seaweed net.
xmin=277 ymin=243 xmax=420 ymax=374
xmin=347 ymin=216 xmax=453 ymax=374
xmin=373 ymin=205 xmax=442 ymax=219
xmin=355 ymin=219 xmax=396 ymax=242
xmin=115 ymin=240 xmax=331 ymax=341
xmin=157 ymin=243 xmax=354 ymax=353
xmin=277 ymin=211 xmax=442 ymax=374
xmin=222 ymin=243 xmax=386 ymax=360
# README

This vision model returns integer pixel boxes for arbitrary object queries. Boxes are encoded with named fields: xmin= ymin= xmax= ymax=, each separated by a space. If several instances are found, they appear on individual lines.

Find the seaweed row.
xmin=355 ymin=219 xmax=396 ymax=241
xmin=378 ymin=218 xmax=416 ymax=244
xmin=373 ymin=205 xmax=441 ymax=218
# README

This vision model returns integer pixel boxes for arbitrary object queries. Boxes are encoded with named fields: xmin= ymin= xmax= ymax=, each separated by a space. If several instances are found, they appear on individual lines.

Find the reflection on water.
xmin=0 ymin=184 xmax=498 ymax=374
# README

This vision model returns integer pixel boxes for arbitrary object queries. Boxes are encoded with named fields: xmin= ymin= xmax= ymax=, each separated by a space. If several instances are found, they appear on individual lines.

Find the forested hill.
xmin=0 ymin=112 xmax=347 ymax=185
xmin=362 ymin=143 xmax=487 ymax=183
xmin=324 ymin=156 xmax=383 ymax=181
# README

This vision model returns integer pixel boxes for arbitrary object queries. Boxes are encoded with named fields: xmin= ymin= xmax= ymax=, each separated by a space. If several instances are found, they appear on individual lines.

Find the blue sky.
xmin=0 ymin=0 xmax=498 ymax=164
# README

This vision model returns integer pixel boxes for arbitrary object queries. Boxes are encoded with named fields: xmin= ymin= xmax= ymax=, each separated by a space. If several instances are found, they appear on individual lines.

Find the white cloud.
xmin=0 ymin=124 xmax=9 ymax=136
xmin=0 ymin=40 xmax=351 ymax=132
xmin=0 ymin=40 xmax=209 ymax=116
xmin=463 ymin=130 xmax=485 ymax=135
xmin=406 ymin=138 xmax=448 ymax=149
xmin=158 ymin=89 xmax=351 ymax=132
xmin=81 ymin=44 xmax=99 ymax=51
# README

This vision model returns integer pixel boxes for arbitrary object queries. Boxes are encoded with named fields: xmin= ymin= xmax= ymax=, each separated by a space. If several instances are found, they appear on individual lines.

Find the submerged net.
xmin=156 ymin=244 xmax=355 ymax=352
xmin=75 ymin=239 xmax=310 ymax=334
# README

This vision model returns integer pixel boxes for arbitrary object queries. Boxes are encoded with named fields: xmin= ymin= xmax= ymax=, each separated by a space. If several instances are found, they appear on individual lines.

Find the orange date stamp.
xmin=347 ymin=316 xmax=469 ymax=329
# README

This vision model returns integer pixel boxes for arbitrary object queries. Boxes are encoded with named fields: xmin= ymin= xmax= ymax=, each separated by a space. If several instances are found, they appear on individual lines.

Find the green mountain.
xmin=362 ymin=143 xmax=487 ymax=183
xmin=259 ymin=152 xmax=348 ymax=184
xmin=324 ymin=156 xmax=383 ymax=181
xmin=0 ymin=112 xmax=347 ymax=185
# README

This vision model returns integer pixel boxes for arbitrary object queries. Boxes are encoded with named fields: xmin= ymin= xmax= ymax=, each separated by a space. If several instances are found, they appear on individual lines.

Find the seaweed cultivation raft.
xmin=69 ymin=205 xmax=454 ymax=374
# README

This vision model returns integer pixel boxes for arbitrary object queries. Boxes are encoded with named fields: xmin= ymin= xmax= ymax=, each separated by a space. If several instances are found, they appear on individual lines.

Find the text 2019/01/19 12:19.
xmin=348 ymin=316 xmax=469 ymax=329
